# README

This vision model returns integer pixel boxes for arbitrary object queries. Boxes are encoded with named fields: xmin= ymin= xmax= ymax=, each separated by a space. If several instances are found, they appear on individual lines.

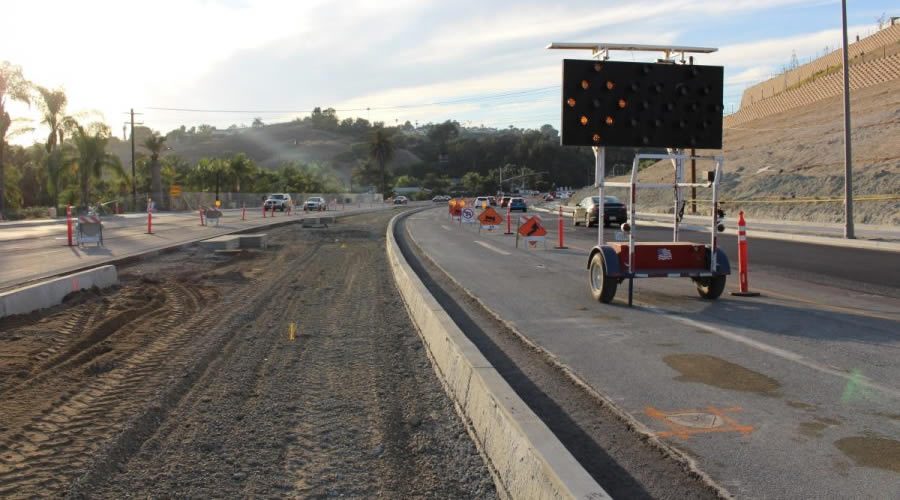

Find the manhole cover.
xmin=665 ymin=412 xmax=724 ymax=429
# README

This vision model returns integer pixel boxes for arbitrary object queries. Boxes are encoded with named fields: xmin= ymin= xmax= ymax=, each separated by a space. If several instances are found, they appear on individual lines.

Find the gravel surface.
xmin=0 ymin=209 xmax=495 ymax=498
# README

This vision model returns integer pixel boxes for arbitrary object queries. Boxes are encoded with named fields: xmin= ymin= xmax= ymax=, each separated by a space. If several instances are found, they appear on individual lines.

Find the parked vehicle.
xmin=500 ymin=196 xmax=512 ymax=207
xmin=574 ymin=195 xmax=627 ymax=227
xmin=508 ymin=197 xmax=527 ymax=212
xmin=488 ymin=196 xmax=497 ymax=206
xmin=473 ymin=196 xmax=490 ymax=207
xmin=394 ymin=196 xmax=409 ymax=205
xmin=265 ymin=193 xmax=292 ymax=212
xmin=304 ymin=196 xmax=326 ymax=211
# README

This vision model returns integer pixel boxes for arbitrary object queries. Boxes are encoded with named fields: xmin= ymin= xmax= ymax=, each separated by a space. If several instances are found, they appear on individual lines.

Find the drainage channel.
xmin=393 ymin=209 xmax=726 ymax=500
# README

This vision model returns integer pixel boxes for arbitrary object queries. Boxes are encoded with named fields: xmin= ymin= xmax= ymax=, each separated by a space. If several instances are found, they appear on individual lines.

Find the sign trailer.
xmin=548 ymin=42 xmax=730 ymax=306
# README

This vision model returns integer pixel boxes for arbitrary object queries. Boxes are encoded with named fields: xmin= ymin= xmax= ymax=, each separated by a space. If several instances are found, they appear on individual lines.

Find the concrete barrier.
xmin=198 ymin=236 xmax=240 ymax=250
xmin=238 ymin=233 xmax=268 ymax=249
xmin=0 ymin=265 xmax=118 ymax=318
xmin=386 ymin=212 xmax=609 ymax=500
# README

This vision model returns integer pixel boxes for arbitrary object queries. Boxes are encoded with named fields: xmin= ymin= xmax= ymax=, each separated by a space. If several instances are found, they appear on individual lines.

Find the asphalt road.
xmin=406 ymin=206 xmax=900 ymax=498
xmin=0 ymin=205 xmax=392 ymax=290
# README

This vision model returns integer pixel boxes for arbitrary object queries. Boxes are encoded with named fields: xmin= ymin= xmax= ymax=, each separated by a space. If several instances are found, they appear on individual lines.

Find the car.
xmin=432 ymin=195 xmax=445 ymax=202
xmin=303 ymin=196 xmax=326 ymax=211
xmin=488 ymin=196 xmax=497 ymax=206
xmin=542 ymin=193 xmax=555 ymax=202
xmin=473 ymin=196 xmax=490 ymax=208
xmin=500 ymin=196 xmax=512 ymax=207
xmin=573 ymin=195 xmax=627 ymax=227
xmin=508 ymin=197 xmax=527 ymax=212
xmin=393 ymin=196 xmax=409 ymax=205
xmin=264 ymin=193 xmax=292 ymax=212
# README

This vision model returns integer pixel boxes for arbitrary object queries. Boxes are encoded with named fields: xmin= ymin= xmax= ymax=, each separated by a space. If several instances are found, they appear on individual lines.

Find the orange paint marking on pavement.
xmin=645 ymin=405 xmax=754 ymax=440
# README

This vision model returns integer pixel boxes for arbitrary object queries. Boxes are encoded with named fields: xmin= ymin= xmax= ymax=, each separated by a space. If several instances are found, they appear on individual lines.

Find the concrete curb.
xmin=1 ymin=207 xmax=393 ymax=293
xmin=386 ymin=211 xmax=610 ymax=500
xmin=0 ymin=265 xmax=118 ymax=318
xmin=532 ymin=206 xmax=900 ymax=252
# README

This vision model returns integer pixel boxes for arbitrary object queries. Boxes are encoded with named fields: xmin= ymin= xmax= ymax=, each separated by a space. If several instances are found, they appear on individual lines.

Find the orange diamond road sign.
xmin=518 ymin=216 xmax=547 ymax=237
xmin=169 ymin=184 xmax=182 ymax=197
xmin=449 ymin=198 xmax=463 ymax=216
xmin=478 ymin=207 xmax=503 ymax=226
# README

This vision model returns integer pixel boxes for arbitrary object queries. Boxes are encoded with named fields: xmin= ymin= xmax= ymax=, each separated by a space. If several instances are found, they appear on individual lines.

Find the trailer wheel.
xmin=589 ymin=253 xmax=617 ymax=303
xmin=695 ymin=276 xmax=726 ymax=300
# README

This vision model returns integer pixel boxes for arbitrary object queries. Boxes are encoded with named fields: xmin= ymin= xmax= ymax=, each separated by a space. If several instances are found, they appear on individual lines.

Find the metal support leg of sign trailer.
xmin=594 ymin=146 xmax=605 ymax=247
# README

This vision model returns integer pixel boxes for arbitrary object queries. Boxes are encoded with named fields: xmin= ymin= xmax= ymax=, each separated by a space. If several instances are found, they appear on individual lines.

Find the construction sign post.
xmin=449 ymin=199 xmax=463 ymax=220
xmin=461 ymin=207 xmax=477 ymax=224
xmin=516 ymin=215 xmax=547 ymax=249
xmin=478 ymin=207 xmax=503 ymax=233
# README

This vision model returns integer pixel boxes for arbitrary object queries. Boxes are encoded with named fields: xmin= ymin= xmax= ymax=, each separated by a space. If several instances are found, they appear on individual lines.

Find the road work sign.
xmin=449 ymin=199 xmax=463 ymax=218
xmin=478 ymin=207 xmax=503 ymax=231
xmin=516 ymin=215 xmax=547 ymax=249
xmin=461 ymin=207 xmax=476 ymax=224
xmin=169 ymin=184 xmax=182 ymax=197
xmin=518 ymin=216 xmax=547 ymax=237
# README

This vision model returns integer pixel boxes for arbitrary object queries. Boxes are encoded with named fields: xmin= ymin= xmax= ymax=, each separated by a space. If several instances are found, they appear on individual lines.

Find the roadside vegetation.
xmin=1 ymin=60 xmax=604 ymax=219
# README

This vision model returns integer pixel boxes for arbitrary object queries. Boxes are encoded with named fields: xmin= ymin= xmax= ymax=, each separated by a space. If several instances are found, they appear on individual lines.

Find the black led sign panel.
xmin=561 ymin=59 xmax=723 ymax=149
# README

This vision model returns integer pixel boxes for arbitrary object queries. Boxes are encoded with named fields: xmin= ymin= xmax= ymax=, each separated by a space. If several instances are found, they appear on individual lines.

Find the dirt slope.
xmin=596 ymin=78 xmax=900 ymax=224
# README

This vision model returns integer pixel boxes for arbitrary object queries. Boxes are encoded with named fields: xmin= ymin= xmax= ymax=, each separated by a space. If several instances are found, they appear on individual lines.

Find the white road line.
xmin=643 ymin=305 xmax=900 ymax=400
xmin=475 ymin=240 xmax=511 ymax=256
xmin=441 ymin=225 xmax=453 ymax=231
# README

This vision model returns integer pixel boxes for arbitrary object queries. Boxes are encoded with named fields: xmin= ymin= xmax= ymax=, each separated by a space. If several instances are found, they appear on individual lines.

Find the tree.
xmin=227 ymin=153 xmax=255 ymax=192
xmin=69 ymin=122 xmax=122 ymax=209
xmin=143 ymin=132 xmax=167 ymax=208
xmin=252 ymin=117 xmax=264 ymax=128
xmin=35 ymin=85 xmax=76 ymax=212
xmin=0 ymin=61 xmax=31 ymax=218
xmin=368 ymin=127 xmax=394 ymax=195
xmin=427 ymin=120 xmax=460 ymax=153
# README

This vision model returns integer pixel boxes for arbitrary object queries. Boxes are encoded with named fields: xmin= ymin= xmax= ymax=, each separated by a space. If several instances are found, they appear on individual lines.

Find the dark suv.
xmin=575 ymin=195 xmax=627 ymax=227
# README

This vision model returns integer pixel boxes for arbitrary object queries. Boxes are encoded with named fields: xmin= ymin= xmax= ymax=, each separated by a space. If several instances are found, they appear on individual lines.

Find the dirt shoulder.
xmin=0 ymin=210 xmax=494 ymax=498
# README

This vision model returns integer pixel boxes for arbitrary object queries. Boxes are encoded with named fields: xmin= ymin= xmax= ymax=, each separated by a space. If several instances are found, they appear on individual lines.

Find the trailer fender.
xmin=587 ymin=245 xmax=624 ymax=277
xmin=712 ymin=248 xmax=731 ymax=275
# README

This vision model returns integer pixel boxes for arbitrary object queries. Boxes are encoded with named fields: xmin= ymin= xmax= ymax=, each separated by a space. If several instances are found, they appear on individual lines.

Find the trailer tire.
xmin=695 ymin=275 xmax=726 ymax=300
xmin=589 ymin=253 xmax=617 ymax=303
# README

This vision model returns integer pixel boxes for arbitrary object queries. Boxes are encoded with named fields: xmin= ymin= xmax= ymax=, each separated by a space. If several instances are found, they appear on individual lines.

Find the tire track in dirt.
xmin=0 ymin=247 xmax=289 ymax=496
xmin=85 ymin=211 xmax=496 ymax=498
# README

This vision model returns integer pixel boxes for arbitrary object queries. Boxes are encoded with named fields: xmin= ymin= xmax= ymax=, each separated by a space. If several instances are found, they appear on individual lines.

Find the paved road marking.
xmin=643 ymin=304 xmax=900 ymax=400
xmin=441 ymin=225 xmax=453 ymax=231
xmin=645 ymin=406 xmax=753 ymax=440
xmin=474 ymin=240 xmax=511 ymax=256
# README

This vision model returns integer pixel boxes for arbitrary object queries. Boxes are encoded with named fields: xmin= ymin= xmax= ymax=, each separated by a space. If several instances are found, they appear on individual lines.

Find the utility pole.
xmin=124 ymin=109 xmax=143 ymax=212
xmin=840 ymin=0 xmax=855 ymax=238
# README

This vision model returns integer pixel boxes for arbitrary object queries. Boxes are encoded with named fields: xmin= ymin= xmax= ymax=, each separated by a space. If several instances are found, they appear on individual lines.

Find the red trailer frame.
xmin=586 ymin=152 xmax=730 ymax=306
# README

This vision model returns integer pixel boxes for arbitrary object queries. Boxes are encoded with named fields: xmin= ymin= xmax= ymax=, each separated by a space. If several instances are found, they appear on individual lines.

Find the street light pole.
xmin=130 ymin=109 xmax=136 ymax=210
xmin=840 ymin=0 xmax=855 ymax=239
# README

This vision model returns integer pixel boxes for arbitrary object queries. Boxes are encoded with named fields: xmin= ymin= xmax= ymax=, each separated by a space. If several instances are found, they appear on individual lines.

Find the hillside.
xmin=107 ymin=121 xmax=423 ymax=182
xmin=590 ymin=78 xmax=899 ymax=225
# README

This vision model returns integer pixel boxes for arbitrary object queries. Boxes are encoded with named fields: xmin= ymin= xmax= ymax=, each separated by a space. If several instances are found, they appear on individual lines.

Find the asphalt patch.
xmin=834 ymin=436 xmax=900 ymax=473
xmin=664 ymin=353 xmax=781 ymax=395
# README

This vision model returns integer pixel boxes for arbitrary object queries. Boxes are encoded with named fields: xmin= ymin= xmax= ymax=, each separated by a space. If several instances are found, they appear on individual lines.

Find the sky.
xmin=2 ymin=0 xmax=895 ymax=143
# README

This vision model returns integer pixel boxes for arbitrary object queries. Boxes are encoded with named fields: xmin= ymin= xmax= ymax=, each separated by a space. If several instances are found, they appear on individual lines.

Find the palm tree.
xmin=368 ymin=127 xmax=394 ymax=195
xmin=35 ymin=86 xmax=75 ymax=213
xmin=227 ymin=153 xmax=255 ymax=192
xmin=143 ymin=132 xmax=166 ymax=209
xmin=69 ymin=122 xmax=121 ymax=210
xmin=0 ymin=61 xmax=31 ymax=218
